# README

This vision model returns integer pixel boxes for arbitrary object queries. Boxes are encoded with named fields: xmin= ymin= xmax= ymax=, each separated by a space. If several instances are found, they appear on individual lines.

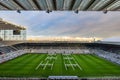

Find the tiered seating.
xmin=0 ymin=46 xmax=17 ymax=53
xmin=0 ymin=44 xmax=29 ymax=63
xmin=28 ymin=48 xmax=90 ymax=54
xmin=93 ymin=49 xmax=120 ymax=65
xmin=0 ymin=50 xmax=28 ymax=63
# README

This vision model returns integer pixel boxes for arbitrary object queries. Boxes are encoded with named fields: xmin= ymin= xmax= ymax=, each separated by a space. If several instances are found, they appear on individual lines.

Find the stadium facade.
xmin=0 ymin=18 xmax=26 ymax=41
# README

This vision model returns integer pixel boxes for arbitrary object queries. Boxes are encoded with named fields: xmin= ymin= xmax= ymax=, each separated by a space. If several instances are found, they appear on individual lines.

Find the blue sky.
xmin=0 ymin=11 xmax=120 ymax=41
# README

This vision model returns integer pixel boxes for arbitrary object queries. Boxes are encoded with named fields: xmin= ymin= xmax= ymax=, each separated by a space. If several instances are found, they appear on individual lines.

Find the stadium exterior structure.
xmin=0 ymin=18 xmax=26 ymax=41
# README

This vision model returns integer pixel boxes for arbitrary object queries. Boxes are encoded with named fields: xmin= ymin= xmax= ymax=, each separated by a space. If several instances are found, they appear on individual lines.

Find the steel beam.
xmin=63 ymin=0 xmax=73 ymax=10
xmin=92 ymin=0 xmax=113 ymax=11
xmin=106 ymin=0 xmax=120 ymax=11
xmin=0 ymin=5 xmax=8 ymax=10
xmin=0 ymin=0 xmax=16 ymax=10
xmin=87 ymin=0 xmax=101 ymax=11
xmin=36 ymin=0 xmax=47 ymax=10
xmin=13 ymin=0 xmax=26 ymax=10
xmin=15 ymin=0 xmax=33 ymax=10
xmin=28 ymin=0 xmax=39 ymax=10
xmin=78 ymin=0 xmax=94 ymax=11
xmin=56 ymin=0 xmax=64 ymax=10
xmin=46 ymin=0 xmax=54 ymax=10
xmin=72 ymin=0 xmax=82 ymax=10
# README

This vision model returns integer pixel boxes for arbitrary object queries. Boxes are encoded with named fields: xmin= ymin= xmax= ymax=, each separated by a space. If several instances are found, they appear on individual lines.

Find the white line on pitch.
xmin=43 ymin=61 xmax=49 ymax=70
xmin=72 ymin=56 xmax=82 ymax=70
xmin=35 ymin=61 xmax=43 ymax=70
xmin=67 ymin=55 xmax=75 ymax=70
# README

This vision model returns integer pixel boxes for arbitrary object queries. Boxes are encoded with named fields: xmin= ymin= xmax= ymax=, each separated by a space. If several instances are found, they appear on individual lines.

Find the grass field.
xmin=0 ymin=53 xmax=120 ymax=78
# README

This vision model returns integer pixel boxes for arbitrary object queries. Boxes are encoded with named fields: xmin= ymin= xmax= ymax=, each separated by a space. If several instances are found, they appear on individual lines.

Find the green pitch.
xmin=0 ymin=53 xmax=120 ymax=78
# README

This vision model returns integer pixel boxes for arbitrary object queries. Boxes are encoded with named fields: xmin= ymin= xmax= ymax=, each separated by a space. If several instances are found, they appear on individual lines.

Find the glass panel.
xmin=0 ymin=30 xmax=26 ymax=40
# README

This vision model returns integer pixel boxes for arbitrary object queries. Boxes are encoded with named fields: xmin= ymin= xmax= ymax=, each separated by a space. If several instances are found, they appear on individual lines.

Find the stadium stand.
xmin=0 ymin=46 xmax=27 ymax=63
xmin=0 ymin=42 xmax=120 ymax=80
xmin=0 ymin=42 xmax=120 ymax=64
xmin=93 ymin=49 xmax=120 ymax=65
xmin=0 ymin=43 xmax=28 ymax=63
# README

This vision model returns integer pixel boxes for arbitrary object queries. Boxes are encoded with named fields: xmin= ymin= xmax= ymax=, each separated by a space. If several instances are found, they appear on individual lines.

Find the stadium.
xmin=0 ymin=0 xmax=120 ymax=80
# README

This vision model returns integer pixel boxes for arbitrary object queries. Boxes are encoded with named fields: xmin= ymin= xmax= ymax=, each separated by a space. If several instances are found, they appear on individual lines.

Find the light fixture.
xmin=103 ymin=9 xmax=108 ymax=14
xmin=74 ymin=10 xmax=79 ymax=14
xmin=17 ymin=10 xmax=21 ymax=13
xmin=46 ymin=10 xmax=52 ymax=13
xmin=46 ymin=9 xmax=50 ymax=13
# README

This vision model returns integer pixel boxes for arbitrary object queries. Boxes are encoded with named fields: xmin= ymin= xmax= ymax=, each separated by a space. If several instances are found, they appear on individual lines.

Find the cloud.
xmin=0 ymin=11 xmax=120 ymax=41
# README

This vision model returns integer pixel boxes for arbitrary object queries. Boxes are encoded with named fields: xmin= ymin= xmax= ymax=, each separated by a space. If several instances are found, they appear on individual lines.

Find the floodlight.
xmin=46 ymin=9 xmax=50 ymax=13
xmin=74 ymin=10 xmax=79 ymax=14
xmin=17 ymin=10 xmax=21 ymax=13
xmin=103 ymin=9 xmax=108 ymax=14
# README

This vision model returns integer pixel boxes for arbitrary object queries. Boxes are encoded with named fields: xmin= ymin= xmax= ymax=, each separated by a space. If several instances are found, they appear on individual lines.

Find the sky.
xmin=0 ymin=11 xmax=120 ymax=41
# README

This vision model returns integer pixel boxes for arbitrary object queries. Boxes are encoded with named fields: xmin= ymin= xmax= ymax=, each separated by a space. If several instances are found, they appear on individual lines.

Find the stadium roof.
xmin=0 ymin=18 xmax=26 ymax=30
xmin=0 ymin=0 xmax=119 ymax=11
